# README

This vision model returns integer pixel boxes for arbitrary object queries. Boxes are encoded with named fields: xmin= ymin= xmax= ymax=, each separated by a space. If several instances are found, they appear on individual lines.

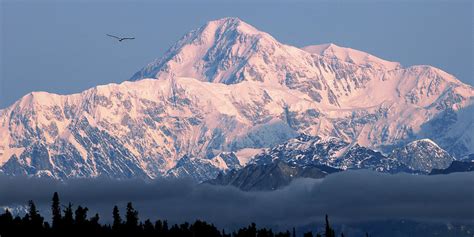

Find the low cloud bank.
xmin=0 ymin=170 xmax=473 ymax=228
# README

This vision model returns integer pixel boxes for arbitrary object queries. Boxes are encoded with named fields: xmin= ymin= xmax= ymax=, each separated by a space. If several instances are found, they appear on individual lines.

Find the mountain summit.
xmin=0 ymin=18 xmax=473 ymax=180
xmin=131 ymin=17 xmax=474 ymax=154
xmin=390 ymin=139 xmax=454 ymax=173
xmin=131 ymin=17 xmax=277 ymax=83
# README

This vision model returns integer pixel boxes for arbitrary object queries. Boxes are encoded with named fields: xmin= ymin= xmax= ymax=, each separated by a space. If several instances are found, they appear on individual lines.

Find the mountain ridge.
xmin=0 ymin=17 xmax=473 ymax=180
xmin=130 ymin=17 xmax=474 ymax=154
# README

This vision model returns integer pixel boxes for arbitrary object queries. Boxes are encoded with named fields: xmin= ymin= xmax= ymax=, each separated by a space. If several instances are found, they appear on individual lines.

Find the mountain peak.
xmin=207 ymin=17 xmax=242 ymax=26
xmin=198 ymin=17 xmax=270 ymax=36
xmin=204 ymin=17 xmax=258 ymax=35
xmin=130 ymin=17 xmax=281 ymax=84
xmin=408 ymin=138 xmax=439 ymax=147
xmin=210 ymin=16 xmax=242 ymax=24
xmin=390 ymin=139 xmax=454 ymax=173
xmin=188 ymin=17 xmax=275 ymax=48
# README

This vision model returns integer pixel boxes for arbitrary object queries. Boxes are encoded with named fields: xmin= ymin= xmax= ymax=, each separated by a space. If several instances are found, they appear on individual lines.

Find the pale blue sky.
xmin=1 ymin=0 xmax=472 ymax=108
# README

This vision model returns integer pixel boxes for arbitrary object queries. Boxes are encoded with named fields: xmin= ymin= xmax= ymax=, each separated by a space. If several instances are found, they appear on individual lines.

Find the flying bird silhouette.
xmin=106 ymin=34 xmax=135 ymax=42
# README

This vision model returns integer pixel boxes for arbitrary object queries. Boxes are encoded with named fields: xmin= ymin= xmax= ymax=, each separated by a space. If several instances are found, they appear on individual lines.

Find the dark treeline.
xmin=0 ymin=192 xmax=361 ymax=237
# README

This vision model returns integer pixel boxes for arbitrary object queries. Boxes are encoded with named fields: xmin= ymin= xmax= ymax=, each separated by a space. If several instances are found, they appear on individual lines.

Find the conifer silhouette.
xmin=125 ymin=202 xmax=139 ymax=233
xmin=0 ymin=192 xmax=379 ymax=237
xmin=112 ymin=205 xmax=122 ymax=232
xmin=51 ymin=192 xmax=61 ymax=229
xmin=325 ymin=214 xmax=336 ymax=237
xmin=303 ymin=231 xmax=313 ymax=237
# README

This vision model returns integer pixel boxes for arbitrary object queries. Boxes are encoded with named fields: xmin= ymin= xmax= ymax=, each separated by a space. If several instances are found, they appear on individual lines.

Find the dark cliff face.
xmin=206 ymin=160 xmax=340 ymax=191
xmin=430 ymin=160 xmax=474 ymax=175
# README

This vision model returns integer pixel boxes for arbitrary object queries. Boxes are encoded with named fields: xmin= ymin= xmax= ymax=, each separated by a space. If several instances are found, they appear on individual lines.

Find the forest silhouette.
xmin=0 ymin=192 xmax=365 ymax=237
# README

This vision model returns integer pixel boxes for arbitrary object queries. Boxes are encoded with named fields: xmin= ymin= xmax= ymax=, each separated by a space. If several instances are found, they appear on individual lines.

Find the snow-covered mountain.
xmin=207 ymin=136 xmax=456 ymax=190
xmin=250 ymin=134 xmax=413 ymax=173
xmin=0 ymin=17 xmax=473 ymax=180
xmin=389 ymin=139 xmax=454 ymax=173
xmin=0 ymin=78 xmax=300 ymax=179
xmin=253 ymin=135 xmax=457 ymax=174
xmin=131 ymin=17 xmax=474 ymax=156
xmin=166 ymin=152 xmax=242 ymax=181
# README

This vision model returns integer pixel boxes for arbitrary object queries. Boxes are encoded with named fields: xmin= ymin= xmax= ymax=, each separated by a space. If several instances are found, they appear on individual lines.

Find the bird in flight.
xmin=106 ymin=34 xmax=135 ymax=42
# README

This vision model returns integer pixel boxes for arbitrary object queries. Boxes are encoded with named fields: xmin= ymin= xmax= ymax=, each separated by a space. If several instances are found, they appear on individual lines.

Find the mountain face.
xmin=208 ymin=136 xmax=455 ymax=190
xmin=251 ymin=135 xmax=456 ymax=174
xmin=166 ymin=152 xmax=242 ymax=181
xmin=131 ymin=17 xmax=474 ymax=157
xmin=0 ymin=79 xmax=299 ymax=179
xmin=251 ymin=134 xmax=413 ymax=173
xmin=1 ymin=17 xmax=473 ymax=180
xmin=206 ymin=160 xmax=340 ymax=191
xmin=389 ymin=139 xmax=454 ymax=173
xmin=430 ymin=160 xmax=474 ymax=175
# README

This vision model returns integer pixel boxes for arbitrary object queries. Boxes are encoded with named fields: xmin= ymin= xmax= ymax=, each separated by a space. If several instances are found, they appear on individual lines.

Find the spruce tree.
xmin=163 ymin=220 xmax=169 ymax=233
xmin=63 ymin=202 xmax=74 ymax=228
xmin=1 ymin=208 xmax=13 ymax=222
xmin=125 ymin=202 xmax=139 ymax=231
xmin=0 ymin=208 xmax=14 ymax=235
xmin=74 ymin=205 xmax=88 ymax=226
xmin=90 ymin=213 xmax=101 ymax=232
xmin=155 ymin=219 xmax=163 ymax=233
xmin=143 ymin=219 xmax=154 ymax=234
xmin=249 ymin=223 xmax=257 ymax=237
xmin=27 ymin=200 xmax=44 ymax=230
xmin=112 ymin=205 xmax=122 ymax=231
xmin=51 ymin=192 xmax=61 ymax=229
xmin=91 ymin=213 xmax=100 ymax=223
xmin=325 ymin=214 xmax=336 ymax=237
